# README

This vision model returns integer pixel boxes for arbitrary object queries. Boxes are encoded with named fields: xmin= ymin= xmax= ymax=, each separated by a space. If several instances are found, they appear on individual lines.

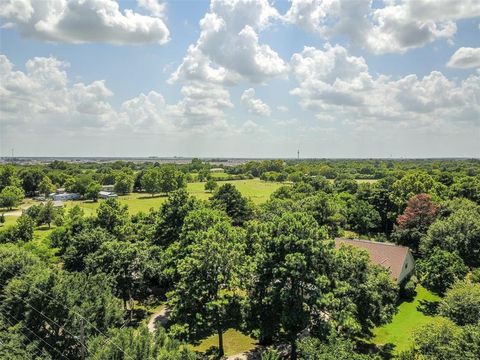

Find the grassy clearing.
xmin=372 ymin=285 xmax=443 ymax=353
xmin=61 ymin=179 xmax=283 ymax=216
xmin=190 ymin=328 xmax=257 ymax=356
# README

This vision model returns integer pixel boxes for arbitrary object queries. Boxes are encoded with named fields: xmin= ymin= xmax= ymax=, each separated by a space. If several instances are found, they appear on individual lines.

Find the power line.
xmin=0 ymin=309 xmax=65 ymax=359
xmin=1 ymin=267 xmax=134 ymax=360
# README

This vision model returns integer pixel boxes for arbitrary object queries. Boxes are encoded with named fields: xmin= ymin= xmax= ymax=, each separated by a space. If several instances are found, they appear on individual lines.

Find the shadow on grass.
xmin=417 ymin=299 xmax=440 ymax=316
xmin=124 ymin=308 xmax=149 ymax=328
xmin=357 ymin=339 xmax=396 ymax=360
xmin=137 ymin=194 xmax=168 ymax=199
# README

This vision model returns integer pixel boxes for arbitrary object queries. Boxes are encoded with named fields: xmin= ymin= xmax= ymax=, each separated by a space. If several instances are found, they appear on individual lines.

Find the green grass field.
xmin=372 ymin=285 xmax=443 ymax=353
xmin=61 ymin=179 xmax=283 ymax=216
xmin=189 ymin=328 xmax=256 ymax=356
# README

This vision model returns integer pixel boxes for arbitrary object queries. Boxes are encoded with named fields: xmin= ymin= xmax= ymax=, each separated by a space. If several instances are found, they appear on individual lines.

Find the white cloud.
xmin=285 ymin=0 xmax=480 ymax=54
xmin=0 ymin=54 xmax=117 ymax=128
xmin=290 ymin=44 xmax=480 ymax=128
xmin=277 ymin=105 xmax=288 ymax=112
xmin=241 ymin=88 xmax=271 ymax=116
xmin=447 ymin=47 xmax=480 ymax=69
xmin=138 ymin=0 xmax=165 ymax=17
xmin=170 ymin=0 xmax=287 ymax=84
xmin=0 ymin=0 xmax=170 ymax=45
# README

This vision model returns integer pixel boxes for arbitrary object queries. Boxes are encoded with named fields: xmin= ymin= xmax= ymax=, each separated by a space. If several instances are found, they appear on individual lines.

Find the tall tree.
xmin=38 ymin=176 xmax=56 ymax=198
xmin=168 ymin=216 xmax=245 ymax=357
xmin=0 ymin=185 xmax=24 ymax=210
xmin=211 ymin=183 xmax=253 ymax=225
xmin=394 ymin=193 xmax=439 ymax=252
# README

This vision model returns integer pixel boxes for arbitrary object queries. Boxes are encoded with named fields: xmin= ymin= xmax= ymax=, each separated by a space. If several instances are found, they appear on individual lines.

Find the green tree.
xmin=0 ymin=185 xmax=24 ymax=210
xmin=38 ymin=176 xmax=56 ymax=198
xmin=87 ymin=325 xmax=196 ymax=360
xmin=141 ymin=168 xmax=163 ymax=196
xmin=391 ymin=171 xmax=444 ymax=208
xmin=37 ymin=200 xmax=55 ymax=228
xmin=246 ymin=212 xmax=330 ymax=358
xmin=114 ymin=173 xmax=134 ymax=195
xmin=417 ymin=249 xmax=468 ymax=294
xmin=204 ymin=178 xmax=218 ymax=192
xmin=439 ymin=280 xmax=480 ymax=325
xmin=211 ymin=183 xmax=253 ymax=225
xmin=168 ymin=217 xmax=245 ymax=357
xmin=95 ymin=198 xmax=129 ymax=236
xmin=85 ymin=241 xmax=149 ymax=313
xmin=421 ymin=208 xmax=480 ymax=267
xmin=85 ymin=181 xmax=102 ymax=202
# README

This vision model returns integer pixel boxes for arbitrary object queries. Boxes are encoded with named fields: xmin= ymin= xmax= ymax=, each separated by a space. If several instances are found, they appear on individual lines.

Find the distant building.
xmin=210 ymin=168 xmax=224 ymax=172
xmin=334 ymin=238 xmax=415 ymax=285
xmin=101 ymin=184 xmax=115 ymax=192
xmin=50 ymin=193 xmax=81 ymax=201
xmin=56 ymin=188 xmax=66 ymax=194
xmin=99 ymin=191 xmax=118 ymax=199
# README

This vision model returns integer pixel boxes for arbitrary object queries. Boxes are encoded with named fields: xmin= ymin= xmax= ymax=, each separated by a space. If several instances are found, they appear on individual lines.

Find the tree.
xmin=417 ymin=249 xmax=468 ymax=294
xmin=391 ymin=171 xmax=444 ymax=208
xmin=297 ymin=336 xmax=377 ymax=360
xmin=211 ymin=183 xmax=253 ymax=225
xmin=141 ymin=168 xmax=163 ymax=196
xmin=400 ymin=319 xmax=480 ymax=360
xmin=0 ymin=185 xmax=24 ymax=210
xmin=344 ymin=198 xmax=381 ymax=234
xmin=85 ymin=240 xmax=148 ymax=314
xmin=394 ymin=193 xmax=439 ymax=252
xmin=149 ymin=189 xmax=199 ymax=247
xmin=38 ymin=176 xmax=55 ymax=198
xmin=0 ymin=164 xmax=21 ymax=191
xmin=204 ymin=178 xmax=218 ymax=192
xmin=439 ymin=280 xmax=480 ymax=325
xmin=37 ymin=200 xmax=55 ymax=228
xmin=114 ymin=173 xmax=134 ymax=195
xmin=19 ymin=167 xmax=44 ymax=196
xmin=159 ymin=166 xmax=185 ymax=194
xmin=85 ymin=181 xmax=101 ymax=202
xmin=95 ymin=198 xmax=129 ymax=236
xmin=245 ymin=212 xmax=331 ymax=359
xmin=168 ymin=217 xmax=245 ymax=357
xmin=88 ymin=325 xmax=196 ymax=360
xmin=63 ymin=228 xmax=115 ymax=272
xmin=421 ymin=208 xmax=480 ymax=267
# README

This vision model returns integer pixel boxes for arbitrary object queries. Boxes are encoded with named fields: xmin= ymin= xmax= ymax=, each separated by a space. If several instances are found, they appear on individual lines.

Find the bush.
xmin=401 ymin=275 xmax=418 ymax=299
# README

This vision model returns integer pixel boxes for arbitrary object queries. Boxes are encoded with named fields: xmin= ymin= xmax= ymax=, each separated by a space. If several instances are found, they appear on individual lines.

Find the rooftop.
xmin=334 ymin=238 xmax=411 ymax=281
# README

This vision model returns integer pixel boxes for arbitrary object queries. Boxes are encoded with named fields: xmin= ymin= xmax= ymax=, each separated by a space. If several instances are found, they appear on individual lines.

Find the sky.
xmin=0 ymin=0 xmax=479 ymax=158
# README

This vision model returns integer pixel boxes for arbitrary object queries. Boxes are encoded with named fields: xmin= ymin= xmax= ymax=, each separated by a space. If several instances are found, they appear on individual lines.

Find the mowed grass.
xmin=372 ymin=285 xmax=442 ymax=353
xmin=189 ymin=328 xmax=256 ymax=356
xmin=62 ymin=179 xmax=283 ymax=215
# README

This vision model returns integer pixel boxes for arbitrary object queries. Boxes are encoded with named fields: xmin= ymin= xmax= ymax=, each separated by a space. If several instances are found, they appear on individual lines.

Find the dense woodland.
xmin=0 ymin=158 xmax=479 ymax=360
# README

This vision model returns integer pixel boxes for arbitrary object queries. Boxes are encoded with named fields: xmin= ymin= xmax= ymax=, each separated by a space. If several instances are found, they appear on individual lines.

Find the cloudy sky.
xmin=0 ymin=0 xmax=479 ymax=158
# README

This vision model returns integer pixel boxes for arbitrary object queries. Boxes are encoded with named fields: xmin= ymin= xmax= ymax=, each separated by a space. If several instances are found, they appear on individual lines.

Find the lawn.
xmin=61 ymin=179 xmax=284 ymax=216
xmin=189 ymin=328 xmax=257 ymax=356
xmin=372 ymin=285 xmax=443 ymax=353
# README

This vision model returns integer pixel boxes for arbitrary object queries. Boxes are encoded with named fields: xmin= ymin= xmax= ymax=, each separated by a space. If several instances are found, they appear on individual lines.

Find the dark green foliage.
xmin=87 ymin=325 xmax=196 ymax=360
xmin=95 ymin=198 xmax=129 ymax=236
xmin=0 ymin=185 xmax=24 ymax=210
xmin=417 ymin=249 xmax=468 ymax=295
xmin=439 ymin=280 xmax=480 ymax=325
xmin=297 ymin=336 xmax=378 ymax=360
xmin=211 ymin=183 xmax=253 ymax=225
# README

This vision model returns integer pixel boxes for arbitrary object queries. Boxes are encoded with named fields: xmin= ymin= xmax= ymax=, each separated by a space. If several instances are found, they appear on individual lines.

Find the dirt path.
xmin=147 ymin=305 xmax=170 ymax=333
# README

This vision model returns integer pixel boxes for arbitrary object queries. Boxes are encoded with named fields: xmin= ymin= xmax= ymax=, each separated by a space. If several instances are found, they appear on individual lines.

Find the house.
xmin=99 ymin=191 xmax=118 ymax=199
xmin=101 ymin=184 xmax=115 ymax=192
xmin=334 ymin=238 xmax=415 ymax=285
xmin=50 ymin=192 xmax=81 ymax=201
xmin=210 ymin=168 xmax=224 ymax=172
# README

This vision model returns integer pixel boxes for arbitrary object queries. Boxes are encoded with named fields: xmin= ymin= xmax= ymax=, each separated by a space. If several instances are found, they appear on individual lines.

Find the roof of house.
xmin=334 ymin=238 xmax=411 ymax=281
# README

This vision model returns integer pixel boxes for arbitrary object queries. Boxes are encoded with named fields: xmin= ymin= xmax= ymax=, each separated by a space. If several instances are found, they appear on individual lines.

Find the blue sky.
xmin=0 ymin=0 xmax=479 ymax=158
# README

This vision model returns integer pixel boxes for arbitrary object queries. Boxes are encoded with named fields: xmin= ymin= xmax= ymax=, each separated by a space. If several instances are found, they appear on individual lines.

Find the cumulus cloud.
xmin=138 ymin=0 xmax=165 ymax=17
xmin=0 ymin=0 xmax=170 ymax=45
xmin=0 ymin=54 xmax=117 ymax=128
xmin=285 ymin=0 xmax=480 ymax=54
xmin=170 ymin=0 xmax=287 ymax=84
xmin=241 ymin=88 xmax=271 ymax=116
xmin=447 ymin=47 xmax=480 ymax=69
xmin=290 ymin=44 xmax=480 ymax=127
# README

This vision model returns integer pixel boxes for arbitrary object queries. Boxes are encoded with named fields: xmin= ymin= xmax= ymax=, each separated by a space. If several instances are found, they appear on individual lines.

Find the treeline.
xmin=0 ymin=159 xmax=480 ymax=359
